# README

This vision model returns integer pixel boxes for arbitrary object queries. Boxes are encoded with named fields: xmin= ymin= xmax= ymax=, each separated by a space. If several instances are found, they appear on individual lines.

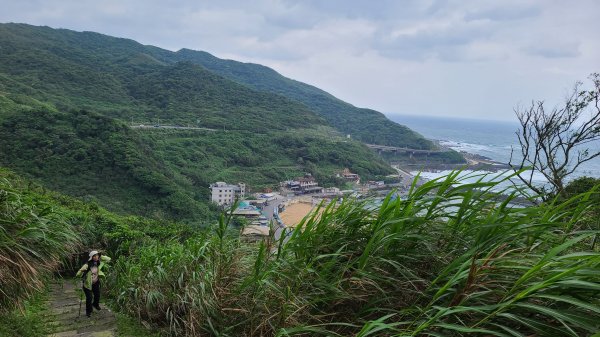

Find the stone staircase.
xmin=42 ymin=279 xmax=117 ymax=337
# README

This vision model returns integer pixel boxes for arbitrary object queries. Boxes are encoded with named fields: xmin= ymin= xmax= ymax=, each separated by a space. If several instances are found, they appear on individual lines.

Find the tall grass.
xmin=108 ymin=210 xmax=248 ymax=336
xmin=2 ymin=166 xmax=597 ymax=335
xmin=0 ymin=170 xmax=80 ymax=310
xmin=108 ymin=170 xmax=600 ymax=336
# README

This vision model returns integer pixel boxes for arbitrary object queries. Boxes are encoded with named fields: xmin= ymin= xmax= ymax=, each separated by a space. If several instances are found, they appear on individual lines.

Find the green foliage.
xmin=0 ymin=23 xmax=434 ymax=150
xmin=0 ymin=105 xmax=213 ymax=221
xmin=106 ymin=213 xmax=242 ymax=336
xmin=0 ymin=23 xmax=324 ymax=131
xmin=0 ymin=23 xmax=400 ymax=221
xmin=137 ymin=128 xmax=394 ymax=191
xmin=563 ymin=177 xmax=600 ymax=250
xmin=107 ymin=171 xmax=600 ymax=336
xmin=2 ymin=167 xmax=600 ymax=336
xmin=167 ymin=49 xmax=435 ymax=148
xmin=2 ymin=23 xmax=598 ymax=337
xmin=0 ymin=291 xmax=49 ymax=337
xmin=564 ymin=176 xmax=600 ymax=198
xmin=0 ymin=169 xmax=80 ymax=310
xmin=115 ymin=313 xmax=161 ymax=337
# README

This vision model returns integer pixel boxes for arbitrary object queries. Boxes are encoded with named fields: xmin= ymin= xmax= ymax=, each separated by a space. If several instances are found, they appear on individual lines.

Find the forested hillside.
xmin=0 ymin=23 xmax=433 ymax=148
xmin=0 ymin=23 xmax=402 ymax=220
xmin=0 ymin=93 xmax=392 ymax=221
xmin=0 ymin=23 xmax=323 ymax=130
xmin=166 ymin=48 xmax=434 ymax=148
xmin=0 ymin=95 xmax=214 ymax=220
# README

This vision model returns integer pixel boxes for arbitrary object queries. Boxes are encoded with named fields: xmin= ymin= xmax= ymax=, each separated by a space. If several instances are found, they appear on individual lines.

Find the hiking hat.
xmin=88 ymin=250 xmax=99 ymax=261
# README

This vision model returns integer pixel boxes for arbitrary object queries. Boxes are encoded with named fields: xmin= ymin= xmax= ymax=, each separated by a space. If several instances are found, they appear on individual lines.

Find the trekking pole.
xmin=78 ymin=292 xmax=83 ymax=317
xmin=77 ymin=281 xmax=83 ymax=318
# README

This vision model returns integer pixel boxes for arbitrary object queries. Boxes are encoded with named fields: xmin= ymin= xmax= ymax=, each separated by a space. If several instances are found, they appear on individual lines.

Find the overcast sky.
xmin=1 ymin=0 xmax=598 ymax=121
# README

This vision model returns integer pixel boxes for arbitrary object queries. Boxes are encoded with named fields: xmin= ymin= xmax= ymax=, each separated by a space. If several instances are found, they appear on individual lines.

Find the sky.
xmin=1 ymin=0 xmax=598 ymax=121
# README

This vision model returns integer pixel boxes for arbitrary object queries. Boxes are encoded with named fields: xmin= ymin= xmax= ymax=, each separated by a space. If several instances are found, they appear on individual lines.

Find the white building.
xmin=209 ymin=182 xmax=246 ymax=206
xmin=297 ymin=175 xmax=318 ymax=189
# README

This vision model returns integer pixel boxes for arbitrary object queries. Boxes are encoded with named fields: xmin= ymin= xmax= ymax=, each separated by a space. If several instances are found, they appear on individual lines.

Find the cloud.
xmin=0 ymin=0 xmax=598 ymax=120
xmin=372 ymin=17 xmax=494 ymax=61
xmin=465 ymin=4 xmax=541 ymax=22
xmin=525 ymin=43 xmax=581 ymax=59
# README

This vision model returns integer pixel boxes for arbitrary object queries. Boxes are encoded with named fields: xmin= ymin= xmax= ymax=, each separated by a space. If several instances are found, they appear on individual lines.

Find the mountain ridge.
xmin=1 ymin=22 xmax=415 ymax=221
xmin=0 ymin=22 xmax=433 ymax=149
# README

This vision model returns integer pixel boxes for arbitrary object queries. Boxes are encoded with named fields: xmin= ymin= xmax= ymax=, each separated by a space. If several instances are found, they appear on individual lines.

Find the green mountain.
xmin=162 ymin=48 xmax=434 ymax=149
xmin=0 ymin=96 xmax=213 ymax=220
xmin=0 ymin=22 xmax=433 ymax=148
xmin=0 ymin=23 xmax=324 ymax=130
xmin=0 ymin=23 xmax=403 ymax=221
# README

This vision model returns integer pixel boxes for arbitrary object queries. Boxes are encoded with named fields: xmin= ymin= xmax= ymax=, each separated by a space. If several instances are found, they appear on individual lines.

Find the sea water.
xmin=387 ymin=114 xmax=600 ymax=181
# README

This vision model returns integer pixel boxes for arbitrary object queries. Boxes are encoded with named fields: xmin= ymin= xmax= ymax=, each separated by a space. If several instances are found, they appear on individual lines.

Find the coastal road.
xmin=392 ymin=164 xmax=417 ymax=188
xmin=258 ymin=193 xmax=291 ymax=242
xmin=261 ymin=193 xmax=286 ymax=221
xmin=131 ymin=125 xmax=217 ymax=132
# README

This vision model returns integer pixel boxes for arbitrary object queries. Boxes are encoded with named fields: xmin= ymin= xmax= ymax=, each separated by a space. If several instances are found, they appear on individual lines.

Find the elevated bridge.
xmin=365 ymin=144 xmax=450 ymax=155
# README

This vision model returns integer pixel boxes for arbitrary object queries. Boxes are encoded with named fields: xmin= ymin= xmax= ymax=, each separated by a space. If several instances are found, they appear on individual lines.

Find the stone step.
xmin=47 ymin=329 xmax=116 ymax=337
xmin=43 ymin=279 xmax=118 ymax=337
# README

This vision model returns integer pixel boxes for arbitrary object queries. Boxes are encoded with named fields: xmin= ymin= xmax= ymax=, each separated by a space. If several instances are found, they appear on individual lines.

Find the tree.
xmin=510 ymin=73 xmax=600 ymax=200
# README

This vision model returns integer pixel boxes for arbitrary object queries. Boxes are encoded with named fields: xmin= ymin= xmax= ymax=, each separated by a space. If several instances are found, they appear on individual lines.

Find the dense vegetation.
xmin=0 ymin=23 xmax=323 ymax=130
xmin=165 ymin=49 xmax=434 ymax=148
xmin=0 ymin=23 xmax=434 ymax=149
xmin=0 ymin=169 xmax=79 ymax=310
xmin=2 ymin=168 xmax=599 ymax=336
xmin=3 ymin=21 xmax=599 ymax=337
xmin=0 ymin=96 xmax=214 ymax=220
xmin=0 ymin=23 xmax=408 ymax=220
xmin=138 ymin=127 xmax=394 ymax=189
xmin=0 ymin=168 xmax=191 ymax=336
xmin=107 ymin=171 xmax=600 ymax=336
xmin=0 ymin=94 xmax=394 ymax=221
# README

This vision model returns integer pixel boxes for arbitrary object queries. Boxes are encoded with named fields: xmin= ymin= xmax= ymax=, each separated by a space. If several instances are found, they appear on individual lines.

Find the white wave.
xmin=410 ymin=169 xmax=549 ymax=192
xmin=439 ymin=140 xmax=494 ymax=153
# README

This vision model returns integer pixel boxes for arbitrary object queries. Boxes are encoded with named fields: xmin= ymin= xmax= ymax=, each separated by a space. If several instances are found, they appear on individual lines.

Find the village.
xmin=209 ymin=168 xmax=416 ymax=241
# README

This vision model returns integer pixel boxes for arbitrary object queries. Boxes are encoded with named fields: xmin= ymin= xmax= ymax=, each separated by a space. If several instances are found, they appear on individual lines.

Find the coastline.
xmin=399 ymin=150 xmax=510 ymax=174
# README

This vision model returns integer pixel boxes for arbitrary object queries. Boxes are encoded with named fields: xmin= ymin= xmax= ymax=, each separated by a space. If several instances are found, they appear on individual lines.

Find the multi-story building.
xmin=282 ymin=174 xmax=322 ymax=194
xmin=209 ymin=182 xmax=246 ymax=206
xmin=337 ymin=168 xmax=361 ymax=183
xmin=297 ymin=175 xmax=318 ymax=189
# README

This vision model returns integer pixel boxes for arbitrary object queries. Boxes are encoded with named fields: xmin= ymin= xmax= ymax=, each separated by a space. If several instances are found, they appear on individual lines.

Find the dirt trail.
xmin=42 ymin=279 xmax=117 ymax=337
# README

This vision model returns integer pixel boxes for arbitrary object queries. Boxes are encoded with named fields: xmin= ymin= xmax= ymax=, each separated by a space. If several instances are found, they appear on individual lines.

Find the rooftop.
xmin=210 ymin=181 xmax=245 ymax=189
xmin=241 ymin=225 xmax=270 ymax=237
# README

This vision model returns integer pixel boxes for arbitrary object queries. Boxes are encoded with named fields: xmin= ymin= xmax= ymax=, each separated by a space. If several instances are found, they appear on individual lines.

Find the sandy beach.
xmin=279 ymin=202 xmax=315 ymax=227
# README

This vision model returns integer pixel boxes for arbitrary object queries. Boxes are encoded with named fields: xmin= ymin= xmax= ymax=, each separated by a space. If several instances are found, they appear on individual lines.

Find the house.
xmin=241 ymin=224 xmax=270 ymax=242
xmin=283 ymin=180 xmax=301 ymax=191
xmin=297 ymin=174 xmax=318 ymax=189
xmin=209 ymin=182 xmax=246 ymax=206
xmin=337 ymin=168 xmax=360 ymax=183
xmin=323 ymin=187 xmax=342 ymax=197
xmin=366 ymin=181 xmax=385 ymax=189
xmin=231 ymin=208 xmax=262 ymax=218
xmin=282 ymin=174 xmax=323 ymax=194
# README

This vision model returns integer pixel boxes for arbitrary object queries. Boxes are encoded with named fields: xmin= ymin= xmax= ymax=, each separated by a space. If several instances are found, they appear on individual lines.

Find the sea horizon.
xmin=387 ymin=113 xmax=600 ymax=180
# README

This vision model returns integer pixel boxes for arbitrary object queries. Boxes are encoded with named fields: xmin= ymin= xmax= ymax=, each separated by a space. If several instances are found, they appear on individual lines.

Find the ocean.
xmin=387 ymin=114 xmax=600 ymax=181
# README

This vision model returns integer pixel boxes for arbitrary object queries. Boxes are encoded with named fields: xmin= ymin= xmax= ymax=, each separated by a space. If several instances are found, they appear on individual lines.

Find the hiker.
xmin=76 ymin=250 xmax=111 ymax=317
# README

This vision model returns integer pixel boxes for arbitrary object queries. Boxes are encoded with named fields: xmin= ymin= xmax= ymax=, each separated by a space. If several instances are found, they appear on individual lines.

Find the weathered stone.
xmin=47 ymin=330 xmax=78 ymax=337
xmin=42 ymin=279 xmax=117 ymax=337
